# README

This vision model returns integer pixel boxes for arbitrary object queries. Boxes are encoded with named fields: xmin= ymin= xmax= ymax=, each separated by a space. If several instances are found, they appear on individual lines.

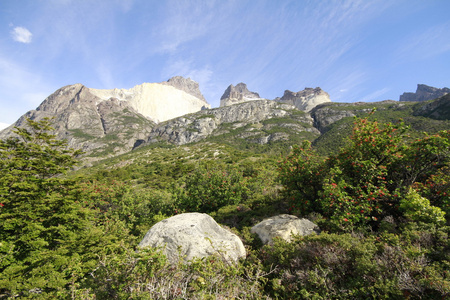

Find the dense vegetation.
xmin=1 ymin=110 xmax=450 ymax=299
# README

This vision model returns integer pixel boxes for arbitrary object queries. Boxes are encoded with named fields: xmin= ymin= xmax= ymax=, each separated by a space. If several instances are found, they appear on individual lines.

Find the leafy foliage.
xmin=280 ymin=112 xmax=450 ymax=231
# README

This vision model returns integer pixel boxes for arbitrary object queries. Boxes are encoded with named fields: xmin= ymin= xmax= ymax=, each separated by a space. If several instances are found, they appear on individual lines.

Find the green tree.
xmin=0 ymin=118 xmax=98 ymax=297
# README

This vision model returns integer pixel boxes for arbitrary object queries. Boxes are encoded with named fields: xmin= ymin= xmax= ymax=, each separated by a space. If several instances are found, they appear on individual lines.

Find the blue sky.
xmin=1 ymin=0 xmax=450 ymax=130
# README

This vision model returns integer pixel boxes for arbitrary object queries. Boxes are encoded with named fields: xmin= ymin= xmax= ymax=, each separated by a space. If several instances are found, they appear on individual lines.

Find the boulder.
xmin=138 ymin=213 xmax=246 ymax=263
xmin=251 ymin=214 xmax=320 ymax=244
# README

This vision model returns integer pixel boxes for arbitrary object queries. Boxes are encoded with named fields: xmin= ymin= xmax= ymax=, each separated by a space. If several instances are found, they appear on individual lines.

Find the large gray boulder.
xmin=138 ymin=213 xmax=246 ymax=263
xmin=251 ymin=214 xmax=320 ymax=244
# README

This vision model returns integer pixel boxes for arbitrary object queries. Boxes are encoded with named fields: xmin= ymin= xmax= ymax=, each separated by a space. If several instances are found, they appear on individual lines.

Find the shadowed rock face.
xmin=138 ymin=213 xmax=246 ymax=263
xmin=400 ymin=84 xmax=450 ymax=102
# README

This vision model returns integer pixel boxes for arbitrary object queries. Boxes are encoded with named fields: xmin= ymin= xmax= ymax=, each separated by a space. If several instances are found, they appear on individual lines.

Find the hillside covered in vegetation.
xmin=1 ymin=95 xmax=450 ymax=298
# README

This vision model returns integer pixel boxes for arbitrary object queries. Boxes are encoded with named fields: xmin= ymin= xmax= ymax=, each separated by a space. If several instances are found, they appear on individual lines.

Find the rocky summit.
xmin=399 ymin=84 xmax=450 ymax=102
xmin=219 ymin=83 xmax=264 ymax=107
xmin=275 ymin=87 xmax=331 ymax=112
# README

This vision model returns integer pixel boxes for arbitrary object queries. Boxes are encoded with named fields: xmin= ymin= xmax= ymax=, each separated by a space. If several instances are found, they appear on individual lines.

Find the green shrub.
xmin=279 ymin=113 xmax=450 ymax=231
xmin=260 ymin=231 xmax=450 ymax=299
xmin=177 ymin=164 xmax=249 ymax=213
xmin=400 ymin=189 xmax=446 ymax=225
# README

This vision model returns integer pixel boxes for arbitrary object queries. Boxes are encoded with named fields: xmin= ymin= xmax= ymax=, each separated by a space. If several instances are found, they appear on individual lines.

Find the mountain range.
xmin=1 ymin=79 xmax=449 ymax=165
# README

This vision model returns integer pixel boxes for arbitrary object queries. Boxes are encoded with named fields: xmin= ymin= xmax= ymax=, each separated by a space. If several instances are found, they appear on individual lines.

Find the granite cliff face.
xmin=219 ymin=83 xmax=264 ymax=107
xmin=399 ymin=84 xmax=450 ymax=102
xmin=275 ymin=87 xmax=331 ymax=112
xmin=89 ymin=77 xmax=210 ymax=123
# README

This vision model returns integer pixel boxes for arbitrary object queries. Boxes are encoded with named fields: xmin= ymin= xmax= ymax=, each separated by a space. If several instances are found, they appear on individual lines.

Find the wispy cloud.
xmin=396 ymin=21 xmax=450 ymax=61
xmin=154 ymin=0 xmax=218 ymax=53
xmin=360 ymin=87 xmax=390 ymax=102
xmin=0 ymin=56 xmax=53 ymax=122
xmin=11 ymin=26 xmax=32 ymax=43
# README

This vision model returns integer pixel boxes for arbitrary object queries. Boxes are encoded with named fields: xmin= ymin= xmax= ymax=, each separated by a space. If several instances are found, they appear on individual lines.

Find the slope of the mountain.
xmin=138 ymin=100 xmax=320 ymax=151
xmin=0 ymin=84 xmax=155 ymax=162
xmin=311 ymin=96 xmax=450 ymax=155
xmin=399 ymin=84 xmax=450 ymax=102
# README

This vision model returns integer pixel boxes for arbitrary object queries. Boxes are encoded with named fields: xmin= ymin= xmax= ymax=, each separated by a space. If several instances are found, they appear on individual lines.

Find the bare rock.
xmin=275 ymin=87 xmax=331 ymax=112
xmin=251 ymin=214 xmax=320 ymax=244
xmin=161 ymin=76 xmax=208 ymax=104
xmin=138 ymin=213 xmax=246 ymax=263
xmin=143 ymin=100 xmax=319 ymax=146
xmin=220 ymin=83 xmax=264 ymax=107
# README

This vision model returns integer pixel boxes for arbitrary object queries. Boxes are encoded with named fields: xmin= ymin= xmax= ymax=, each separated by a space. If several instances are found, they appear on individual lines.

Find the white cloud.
xmin=11 ymin=26 xmax=33 ymax=43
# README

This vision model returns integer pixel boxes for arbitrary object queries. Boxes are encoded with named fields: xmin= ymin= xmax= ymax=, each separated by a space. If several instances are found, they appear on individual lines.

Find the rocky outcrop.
xmin=89 ymin=77 xmax=210 ymax=123
xmin=142 ymin=100 xmax=320 ymax=146
xmin=310 ymin=100 xmax=399 ymax=133
xmin=219 ymin=83 xmax=264 ymax=107
xmin=275 ymin=87 xmax=331 ymax=112
xmin=138 ymin=213 xmax=246 ymax=263
xmin=400 ymin=84 xmax=450 ymax=102
xmin=413 ymin=93 xmax=450 ymax=120
xmin=251 ymin=214 xmax=320 ymax=244
xmin=161 ymin=76 xmax=207 ymax=103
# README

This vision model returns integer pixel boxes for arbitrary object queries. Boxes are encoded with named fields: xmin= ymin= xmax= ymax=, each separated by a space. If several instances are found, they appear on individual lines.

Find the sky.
xmin=1 ymin=0 xmax=450 ymax=130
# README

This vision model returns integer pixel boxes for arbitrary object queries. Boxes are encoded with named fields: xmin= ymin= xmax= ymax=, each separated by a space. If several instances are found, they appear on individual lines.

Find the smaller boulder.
xmin=251 ymin=214 xmax=320 ymax=244
xmin=138 ymin=213 xmax=246 ymax=263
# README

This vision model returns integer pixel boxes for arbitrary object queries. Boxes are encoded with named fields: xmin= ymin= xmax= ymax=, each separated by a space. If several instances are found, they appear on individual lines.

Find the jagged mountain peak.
xmin=161 ymin=76 xmax=207 ymax=103
xmin=220 ymin=83 xmax=263 ymax=107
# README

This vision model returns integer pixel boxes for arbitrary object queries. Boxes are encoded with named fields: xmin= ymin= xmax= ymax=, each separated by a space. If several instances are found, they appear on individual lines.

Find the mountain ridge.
xmin=1 ymin=81 xmax=449 ymax=164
